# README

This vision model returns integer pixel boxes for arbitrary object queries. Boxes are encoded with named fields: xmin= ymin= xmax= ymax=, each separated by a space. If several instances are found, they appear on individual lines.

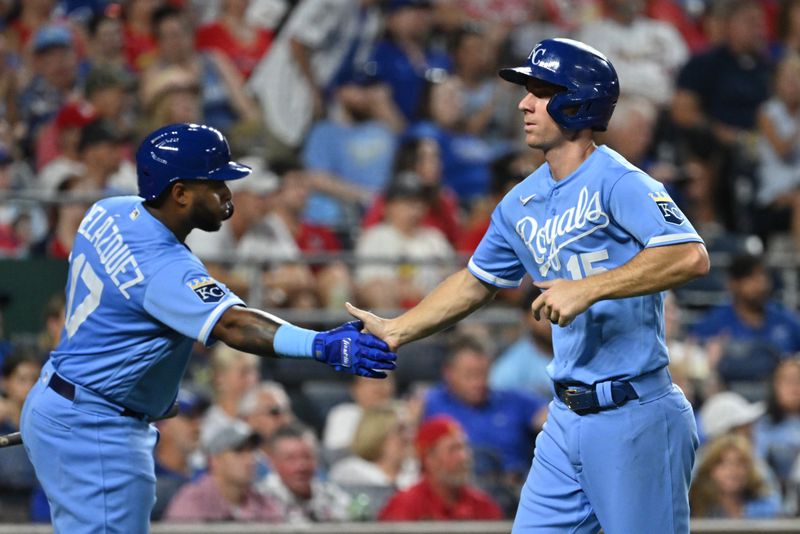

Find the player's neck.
xmin=144 ymin=205 xmax=192 ymax=243
xmin=544 ymin=136 xmax=596 ymax=181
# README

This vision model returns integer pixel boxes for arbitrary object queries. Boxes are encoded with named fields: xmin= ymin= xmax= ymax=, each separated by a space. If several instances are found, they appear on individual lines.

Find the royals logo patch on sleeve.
xmin=648 ymin=191 xmax=686 ymax=225
xmin=187 ymin=277 xmax=226 ymax=303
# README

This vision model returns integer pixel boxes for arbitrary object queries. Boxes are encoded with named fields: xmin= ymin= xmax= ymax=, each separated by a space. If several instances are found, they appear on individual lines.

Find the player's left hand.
xmin=313 ymin=321 xmax=397 ymax=378
xmin=531 ymin=278 xmax=594 ymax=327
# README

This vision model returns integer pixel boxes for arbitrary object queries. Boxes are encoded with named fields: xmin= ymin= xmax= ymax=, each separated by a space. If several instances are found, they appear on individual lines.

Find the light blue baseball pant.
xmin=512 ymin=368 xmax=698 ymax=534
xmin=21 ymin=360 xmax=159 ymax=534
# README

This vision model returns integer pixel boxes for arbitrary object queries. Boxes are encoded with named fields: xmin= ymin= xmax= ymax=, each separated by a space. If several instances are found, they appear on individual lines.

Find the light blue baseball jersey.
xmin=469 ymin=145 xmax=703 ymax=384
xmin=51 ymin=196 xmax=244 ymax=417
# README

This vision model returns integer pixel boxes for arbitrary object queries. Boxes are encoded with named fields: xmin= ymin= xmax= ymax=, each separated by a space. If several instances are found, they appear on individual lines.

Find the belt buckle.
xmin=563 ymin=388 xmax=596 ymax=413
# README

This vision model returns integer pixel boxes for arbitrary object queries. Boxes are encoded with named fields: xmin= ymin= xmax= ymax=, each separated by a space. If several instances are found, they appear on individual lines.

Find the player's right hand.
xmin=313 ymin=320 xmax=397 ymax=379
xmin=345 ymin=302 xmax=400 ymax=351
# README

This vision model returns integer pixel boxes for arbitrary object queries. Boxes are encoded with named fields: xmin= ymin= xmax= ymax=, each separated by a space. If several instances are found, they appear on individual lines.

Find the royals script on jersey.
xmin=469 ymin=146 xmax=703 ymax=384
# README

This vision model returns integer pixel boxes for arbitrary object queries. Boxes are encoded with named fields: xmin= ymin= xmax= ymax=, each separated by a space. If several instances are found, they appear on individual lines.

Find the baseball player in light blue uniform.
xmin=20 ymin=123 xmax=397 ymax=533
xmin=348 ymin=39 xmax=710 ymax=533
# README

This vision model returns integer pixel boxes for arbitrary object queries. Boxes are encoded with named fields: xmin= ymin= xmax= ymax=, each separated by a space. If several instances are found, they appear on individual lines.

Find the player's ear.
xmin=170 ymin=181 xmax=193 ymax=208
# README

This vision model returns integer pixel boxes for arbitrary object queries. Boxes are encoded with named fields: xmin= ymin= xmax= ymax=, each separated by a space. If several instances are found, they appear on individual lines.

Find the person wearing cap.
xmin=20 ymin=123 xmax=397 ymax=533
xmin=163 ymin=419 xmax=283 ymax=522
xmin=152 ymin=389 xmax=209 ymax=521
xmin=257 ymin=422 xmax=352 ymax=523
xmin=355 ymin=171 xmax=455 ymax=309
xmin=18 ymin=24 xmax=80 ymax=155
xmin=378 ymin=415 xmax=502 ymax=521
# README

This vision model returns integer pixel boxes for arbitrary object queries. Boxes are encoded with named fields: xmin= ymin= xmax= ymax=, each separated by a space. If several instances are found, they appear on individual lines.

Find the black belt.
xmin=48 ymin=372 xmax=145 ymax=419
xmin=555 ymin=380 xmax=639 ymax=415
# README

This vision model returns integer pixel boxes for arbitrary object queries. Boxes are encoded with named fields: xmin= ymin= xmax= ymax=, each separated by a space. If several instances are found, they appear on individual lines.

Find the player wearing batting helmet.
xmin=20 ymin=123 xmax=397 ymax=533
xmin=348 ymin=38 xmax=709 ymax=533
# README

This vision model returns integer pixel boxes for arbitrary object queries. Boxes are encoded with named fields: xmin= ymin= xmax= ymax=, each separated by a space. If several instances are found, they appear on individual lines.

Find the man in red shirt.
xmin=379 ymin=415 xmax=503 ymax=521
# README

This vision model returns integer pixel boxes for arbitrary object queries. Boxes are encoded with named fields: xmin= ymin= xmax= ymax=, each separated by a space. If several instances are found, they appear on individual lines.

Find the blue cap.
xmin=175 ymin=388 xmax=209 ymax=417
xmin=33 ymin=25 xmax=72 ymax=53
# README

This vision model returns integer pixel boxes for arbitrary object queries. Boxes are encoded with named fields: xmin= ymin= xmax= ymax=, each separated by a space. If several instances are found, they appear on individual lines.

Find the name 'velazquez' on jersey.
xmin=76 ymin=204 xmax=145 ymax=299
xmin=515 ymin=186 xmax=609 ymax=276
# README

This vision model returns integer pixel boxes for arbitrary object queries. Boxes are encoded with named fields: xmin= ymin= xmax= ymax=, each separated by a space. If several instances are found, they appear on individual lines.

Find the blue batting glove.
xmin=313 ymin=321 xmax=397 ymax=378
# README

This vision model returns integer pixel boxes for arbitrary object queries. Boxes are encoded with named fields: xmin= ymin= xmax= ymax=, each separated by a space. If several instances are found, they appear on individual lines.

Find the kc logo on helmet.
xmin=187 ymin=277 xmax=226 ymax=303
xmin=529 ymin=46 xmax=557 ymax=72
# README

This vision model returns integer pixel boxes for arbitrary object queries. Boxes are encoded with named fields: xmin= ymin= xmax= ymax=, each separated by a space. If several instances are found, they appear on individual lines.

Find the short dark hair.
xmin=728 ymin=254 xmax=764 ymax=280
xmin=265 ymin=421 xmax=312 ymax=451
xmin=2 ymin=349 xmax=40 ymax=379
xmin=445 ymin=332 xmax=490 ymax=366
xmin=151 ymin=5 xmax=185 ymax=37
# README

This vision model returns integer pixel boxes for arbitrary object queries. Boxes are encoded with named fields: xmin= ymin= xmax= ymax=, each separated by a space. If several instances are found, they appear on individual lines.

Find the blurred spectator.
xmin=164 ymin=419 xmax=282 ymax=522
xmin=6 ymin=0 xmax=60 ymax=53
xmin=200 ymin=345 xmax=260 ymax=446
xmin=363 ymin=136 xmax=461 ymax=246
xmin=85 ymin=7 xmax=130 ymax=74
xmin=422 ymin=333 xmax=547 ymax=489
xmin=122 ymin=0 xmax=163 ymax=71
xmin=152 ymin=389 xmax=209 ymax=521
xmin=354 ymin=172 xmax=455 ymax=309
xmin=489 ymin=289 xmax=553 ymax=398
xmin=141 ymin=5 xmax=260 ymax=136
xmin=323 ymin=373 xmax=397 ymax=455
xmin=663 ymin=291 xmax=712 ymax=402
xmin=195 ymin=0 xmax=274 ymax=79
xmin=138 ymin=65 xmax=203 ymax=137
xmin=370 ymin=0 xmax=451 ymax=123
xmin=601 ymin=96 xmax=658 ymax=169
xmin=0 ymin=33 xmax=20 ymax=145
xmin=73 ymin=118 xmax=133 ymax=195
xmin=0 ymin=146 xmax=48 ymax=258
xmin=413 ymin=77 xmax=497 ymax=203
xmin=378 ymin=415 xmax=502 ymax=521
xmin=239 ymin=381 xmax=294 ymax=479
xmin=249 ymin=0 xmax=384 ymax=162
xmin=83 ymin=65 xmax=133 ymax=136
xmin=690 ymin=434 xmax=781 ymax=519
xmin=755 ymin=358 xmax=800 ymax=495
xmin=18 ymin=24 xmax=81 ymax=157
xmin=672 ymin=0 xmax=771 ymax=148
xmin=30 ymin=175 xmax=90 ymax=259
xmin=267 ymin=164 xmax=352 ymax=309
xmin=754 ymin=53 xmax=800 ymax=252
xmin=645 ymin=0 xmax=708 ymax=53
xmin=36 ymin=100 xmax=96 ymax=187
xmin=37 ymin=292 xmax=64 ymax=354
xmin=0 ymin=350 xmax=41 ymax=522
xmin=257 ymin=422 xmax=352 ymax=523
xmin=699 ymin=391 xmax=765 ymax=443
xmin=690 ymin=254 xmax=800 ymax=400
xmin=329 ymin=403 xmax=418 ymax=490
xmin=301 ymin=66 xmax=403 ymax=230
xmin=576 ymin=0 xmax=688 ymax=107
xmin=446 ymin=24 xmax=511 ymax=148
xmin=773 ymin=0 xmax=800 ymax=60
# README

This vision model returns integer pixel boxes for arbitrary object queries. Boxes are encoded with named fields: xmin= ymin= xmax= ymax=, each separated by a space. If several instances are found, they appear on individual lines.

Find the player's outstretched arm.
xmin=212 ymin=306 xmax=397 ymax=378
xmin=532 ymin=241 xmax=710 ymax=327
xmin=346 ymin=268 xmax=499 ymax=351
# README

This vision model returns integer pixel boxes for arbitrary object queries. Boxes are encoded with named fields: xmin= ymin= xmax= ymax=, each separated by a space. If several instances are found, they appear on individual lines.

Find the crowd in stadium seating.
xmin=1 ymin=0 xmax=800 ymax=525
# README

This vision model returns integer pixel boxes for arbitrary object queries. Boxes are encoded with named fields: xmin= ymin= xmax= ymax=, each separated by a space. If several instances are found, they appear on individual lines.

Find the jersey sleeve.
xmin=468 ymin=206 xmax=526 ymax=288
xmin=143 ymin=259 xmax=244 ymax=345
xmin=607 ymin=171 xmax=703 ymax=248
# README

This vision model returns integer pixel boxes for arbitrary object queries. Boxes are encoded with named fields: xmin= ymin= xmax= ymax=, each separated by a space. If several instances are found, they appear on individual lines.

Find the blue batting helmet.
xmin=136 ymin=123 xmax=251 ymax=201
xmin=499 ymin=38 xmax=619 ymax=132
